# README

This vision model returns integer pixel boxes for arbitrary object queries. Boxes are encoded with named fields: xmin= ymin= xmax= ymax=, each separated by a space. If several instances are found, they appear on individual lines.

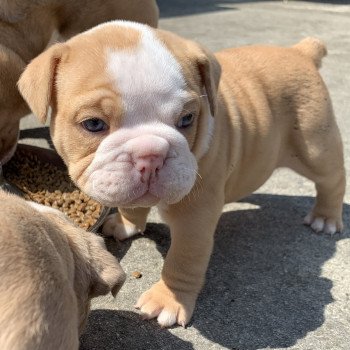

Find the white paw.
xmin=304 ymin=213 xmax=343 ymax=235
xmin=102 ymin=213 xmax=142 ymax=241
xmin=135 ymin=280 xmax=194 ymax=328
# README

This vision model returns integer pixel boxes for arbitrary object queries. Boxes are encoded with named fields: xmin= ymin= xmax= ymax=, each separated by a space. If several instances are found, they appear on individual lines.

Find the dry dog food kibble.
xmin=132 ymin=271 xmax=143 ymax=279
xmin=4 ymin=150 xmax=102 ymax=230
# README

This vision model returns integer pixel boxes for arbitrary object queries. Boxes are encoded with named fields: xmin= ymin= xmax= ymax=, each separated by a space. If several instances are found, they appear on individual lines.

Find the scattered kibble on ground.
xmin=132 ymin=271 xmax=143 ymax=279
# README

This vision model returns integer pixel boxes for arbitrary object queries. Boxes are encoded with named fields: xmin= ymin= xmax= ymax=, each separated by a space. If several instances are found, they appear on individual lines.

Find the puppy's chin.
xmin=111 ymin=192 xmax=161 ymax=209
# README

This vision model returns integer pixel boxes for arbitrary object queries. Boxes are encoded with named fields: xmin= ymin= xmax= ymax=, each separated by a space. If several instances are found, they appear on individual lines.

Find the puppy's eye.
xmin=81 ymin=118 xmax=109 ymax=133
xmin=176 ymin=113 xmax=194 ymax=128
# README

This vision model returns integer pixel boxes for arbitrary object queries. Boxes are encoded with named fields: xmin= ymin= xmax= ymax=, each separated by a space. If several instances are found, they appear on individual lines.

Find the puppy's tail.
xmin=292 ymin=37 xmax=327 ymax=69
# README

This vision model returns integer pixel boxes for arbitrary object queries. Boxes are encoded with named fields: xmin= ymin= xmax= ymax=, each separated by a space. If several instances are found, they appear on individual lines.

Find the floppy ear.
xmin=88 ymin=236 xmax=126 ymax=298
xmin=17 ymin=43 xmax=68 ymax=124
xmin=196 ymin=46 xmax=221 ymax=117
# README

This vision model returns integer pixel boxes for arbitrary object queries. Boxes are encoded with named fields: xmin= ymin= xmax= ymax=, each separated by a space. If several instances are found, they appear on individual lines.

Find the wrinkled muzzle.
xmin=80 ymin=124 xmax=198 ymax=207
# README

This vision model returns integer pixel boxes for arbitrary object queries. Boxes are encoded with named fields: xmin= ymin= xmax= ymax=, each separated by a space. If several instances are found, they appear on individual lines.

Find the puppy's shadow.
xmin=102 ymin=208 xmax=170 ymax=262
xmin=194 ymin=194 xmax=349 ymax=349
xmin=95 ymin=194 xmax=349 ymax=350
xmin=79 ymin=310 xmax=194 ymax=350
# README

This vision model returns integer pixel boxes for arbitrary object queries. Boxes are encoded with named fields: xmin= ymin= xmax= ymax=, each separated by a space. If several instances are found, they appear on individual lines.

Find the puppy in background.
xmin=0 ymin=191 xmax=125 ymax=350
xmin=0 ymin=0 xmax=159 ymax=163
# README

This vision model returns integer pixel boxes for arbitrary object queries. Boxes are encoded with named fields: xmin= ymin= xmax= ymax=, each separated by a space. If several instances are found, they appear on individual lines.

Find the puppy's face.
xmin=19 ymin=22 xmax=221 ymax=207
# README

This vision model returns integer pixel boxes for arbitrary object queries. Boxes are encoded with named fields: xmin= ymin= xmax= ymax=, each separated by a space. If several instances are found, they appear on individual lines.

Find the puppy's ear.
xmin=18 ymin=43 xmax=68 ymax=124
xmin=88 ymin=236 xmax=126 ymax=298
xmin=195 ymin=46 xmax=221 ymax=117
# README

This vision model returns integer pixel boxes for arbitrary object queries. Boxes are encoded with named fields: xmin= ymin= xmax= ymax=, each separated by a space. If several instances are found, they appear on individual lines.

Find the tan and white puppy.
xmin=0 ymin=0 xmax=158 ymax=163
xmin=18 ymin=22 xmax=346 ymax=327
xmin=0 ymin=191 xmax=125 ymax=349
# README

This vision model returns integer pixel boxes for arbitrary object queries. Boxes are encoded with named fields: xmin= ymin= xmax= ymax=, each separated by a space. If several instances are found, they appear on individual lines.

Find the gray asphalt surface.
xmin=20 ymin=1 xmax=350 ymax=349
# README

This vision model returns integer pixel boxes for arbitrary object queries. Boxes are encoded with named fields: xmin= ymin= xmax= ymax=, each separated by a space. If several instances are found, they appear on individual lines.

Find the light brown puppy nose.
xmin=135 ymin=155 xmax=164 ymax=183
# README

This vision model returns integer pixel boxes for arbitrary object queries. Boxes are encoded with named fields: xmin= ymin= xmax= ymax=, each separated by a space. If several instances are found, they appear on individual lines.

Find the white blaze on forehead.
xmin=105 ymin=21 xmax=189 ymax=126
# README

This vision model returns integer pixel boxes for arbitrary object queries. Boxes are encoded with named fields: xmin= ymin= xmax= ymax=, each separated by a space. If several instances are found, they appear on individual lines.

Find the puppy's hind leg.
xmin=286 ymin=110 xmax=346 ymax=234
xmin=303 ymin=159 xmax=346 ymax=234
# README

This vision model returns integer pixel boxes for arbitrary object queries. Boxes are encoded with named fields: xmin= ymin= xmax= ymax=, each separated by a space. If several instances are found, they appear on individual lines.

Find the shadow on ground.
xmin=81 ymin=193 xmax=349 ymax=350
xmin=80 ymin=310 xmax=194 ymax=350
xmin=158 ymin=0 xmax=239 ymax=17
xmin=158 ymin=0 xmax=350 ymax=18
xmin=194 ymin=193 xmax=349 ymax=349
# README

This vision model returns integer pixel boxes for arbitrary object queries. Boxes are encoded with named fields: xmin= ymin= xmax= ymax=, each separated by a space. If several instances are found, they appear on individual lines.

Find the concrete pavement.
xmin=19 ymin=1 xmax=350 ymax=349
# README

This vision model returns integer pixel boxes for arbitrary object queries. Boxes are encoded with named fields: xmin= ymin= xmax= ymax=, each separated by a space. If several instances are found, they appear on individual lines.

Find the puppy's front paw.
xmin=135 ymin=280 xmax=196 ymax=328
xmin=102 ymin=213 xmax=142 ymax=241
xmin=304 ymin=212 xmax=343 ymax=235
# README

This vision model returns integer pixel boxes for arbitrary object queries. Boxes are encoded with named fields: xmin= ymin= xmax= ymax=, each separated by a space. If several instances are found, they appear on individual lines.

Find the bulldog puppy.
xmin=0 ymin=191 xmax=126 ymax=349
xmin=18 ymin=22 xmax=346 ymax=327
xmin=0 ymin=0 xmax=158 ymax=163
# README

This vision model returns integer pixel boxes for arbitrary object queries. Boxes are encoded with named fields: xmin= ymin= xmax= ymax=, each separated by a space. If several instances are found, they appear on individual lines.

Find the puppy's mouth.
xmin=83 ymin=161 xmax=196 ymax=208
xmin=88 ymin=174 xmax=165 ymax=208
